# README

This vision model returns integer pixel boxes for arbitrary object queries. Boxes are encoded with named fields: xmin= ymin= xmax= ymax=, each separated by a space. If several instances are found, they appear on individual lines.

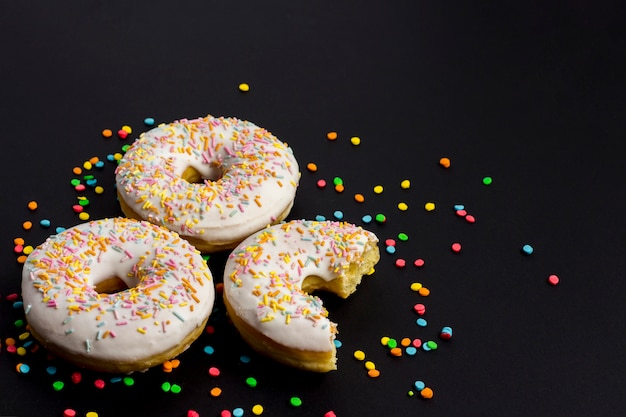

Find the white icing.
xmin=115 ymin=115 xmax=300 ymax=247
xmin=21 ymin=217 xmax=215 ymax=366
xmin=223 ymin=220 xmax=378 ymax=352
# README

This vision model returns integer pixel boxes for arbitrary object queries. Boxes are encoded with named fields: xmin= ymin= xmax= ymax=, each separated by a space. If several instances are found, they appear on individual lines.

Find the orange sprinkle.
xmin=439 ymin=157 xmax=451 ymax=168
xmin=420 ymin=387 xmax=434 ymax=399
xmin=14 ymin=237 xmax=25 ymax=245
xmin=354 ymin=193 xmax=365 ymax=203
xmin=72 ymin=167 xmax=82 ymax=175
xmin=209 ymin=387 xmax=222 ymax=397
xmin=17 ymin=255 xmax=27 ymax=264
xmin=89 ymin=156 xmax=100 ymax=164
xmin=170 ymin=359 xmax=180 ymax=369
xmin=390 ymin=347 xmax=402 ymax=357
xmin=5 ymin=338 xmax=16 ymax=346
xmin=22 ymin=221 xmax=33 ymax=230
xmin=400 ymin=337 xmax=412 ymax=347
xmin=326 ymin=131 xmax=338 ymax=141
xmin=367 ymin=369 xmax=381 ymax=378
xmin=306 ymin=162 xmax=318 ymax=172
xmin=101 ymin=129 xmax=113 ymax=138
xmin=162 ymin=361 xmax=173 ymax=372
xmin=27 ymin=201 xmax=38 ymax=211
xmin=334 ymin=184 xmax=345 ymax=193
xmin=418 ymin=287 xmax=431 ymax=297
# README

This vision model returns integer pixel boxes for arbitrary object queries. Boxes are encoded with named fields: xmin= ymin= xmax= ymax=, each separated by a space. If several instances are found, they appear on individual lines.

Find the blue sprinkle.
xmin=333 ymin=339 xmax=342 ymax=349
xmin=23 ymin=341 xmax=33 ymax=348
xmin=203 ymin=345 xmax=215 ymax=355
xmin=385 ymin=246 xmax=396 ymax=254
xmin=55 ymin=227 xmax=66 ymax=234
xmin=333 ymin=210 xmax=344 ymax=220
xmin=522 ymin=244 xmax=534 ymax=255
xmin=12 ymin=301 xmax=23 ymax=309
xmin=315 ymin=214 xmax=326 ymax=221
xmin=414 ymin=380 xmax=426 ymax=391
xmin=422 ymin=342 xmax=431 ymax=352
xmin=107 ymin=154 xmax=115 ymax=162
xmin=144 ymin=117 xmax=155 ymax=126
xmin=46 ymin=366 xmax=57 ymax=375
xmin=405 ymin=346 xmax=417 ymax=356
xmin=110 ymin=376 xmax=122 ymax=383
xmin=454 ymin=204 xmax=465 ymax=210
xmin=361 ymin=214 xmax=373 ymax=224
xmin=95 ymin=161 xmax=105 ymax=169
xmin=39 ymin=219 xmax=51 ymax=228
xmin=239 ymin=355 xmax=251 ymax=364
xmin=416 ymin=318 xmax=428 ymax=327
xmin=18 ymin=363 xmax=30 ymax=374
xmin=233 ymin=408 xmax=244 ymax=417
xmin=86 ymin=179 xmax=98 ymax=187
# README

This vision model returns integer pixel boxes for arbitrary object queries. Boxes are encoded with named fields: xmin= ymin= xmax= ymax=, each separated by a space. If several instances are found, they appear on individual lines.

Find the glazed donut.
xmin=21 ymin=217 xmax=215 ymax=373
xmin=115 ymin=115 xmax=300 ymax=253
xmin=223 ymin=220 xmax=380 ymax=372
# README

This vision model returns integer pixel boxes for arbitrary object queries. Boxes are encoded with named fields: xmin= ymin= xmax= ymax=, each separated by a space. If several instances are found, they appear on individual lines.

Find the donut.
xmin=223 ymin=219 xmax=380 ymax=372
xmin=20 ymin=217 xmax=215 ymax=373
xmin=115 ymin=115 xmax=300 ymax=253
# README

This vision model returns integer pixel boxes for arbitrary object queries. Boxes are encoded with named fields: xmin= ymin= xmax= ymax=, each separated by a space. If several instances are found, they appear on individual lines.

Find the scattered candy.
xmin=144 ymin=117 xmax=155 ymax=126
xmin=354 ymin=193 xmax=365 ymax=203
xmin=210 ymin=387 xmax=223 ymax=397
xmin=27 ymin=201 xmax=38 ymax=211
xmin=251 ymin=404 xmax=264 ymax=415
xmin=424 ymin=202 xmax=435 ymax=211
xmin=238 ymin=83 xmax=250 ymax=92
xmin=400 ymin=179 xmax=411 ymax=189
xmin=373 ymin=185 xmax=384 ymax=194
xmin=451 ymin=242 xmax=462 ymax=253
xmin=440 ymin=326 xmax=453 ymax=340
xmin=439 ymin=157 xmax=451 ymax=168
xmin=289 ymin=396 xmax=303 ymax=407
xmin=350 ymin=136 xmax=361 ymax=146
xmin=326 ymin=131 xmax=338 ymax=141
xmin=306 ymin=162 xmax=318 ymax=172
xmin=397 ymin=202 xmax=409 ymax=211
xmin=482 ymin=176 xmax=493 ymax=185
xmin=548 ymin=274 xmax=560 ymax=286
xmin=413 ymin=258 xmax=425 ymax=267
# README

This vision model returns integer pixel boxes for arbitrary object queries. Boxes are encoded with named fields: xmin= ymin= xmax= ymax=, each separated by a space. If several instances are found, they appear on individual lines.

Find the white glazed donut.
xmin=223 ymin=219 xmax=380 ymax=372
xmin=21 ymin=217 xmax=215 ymax=373
xmin=115 ymin=115 xmax=300 ymax=253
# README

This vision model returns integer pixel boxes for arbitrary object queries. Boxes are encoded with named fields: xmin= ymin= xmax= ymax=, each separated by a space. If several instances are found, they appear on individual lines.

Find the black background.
xmin=2 ymin=1 xmax=626 ymax=416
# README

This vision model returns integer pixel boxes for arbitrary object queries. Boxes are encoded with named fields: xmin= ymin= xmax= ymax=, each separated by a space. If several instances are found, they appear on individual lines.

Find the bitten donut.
xmin=21 ymin=217 xmax=215 ymax=373
xmin=115 ymin=115 xmax=300 ymax=253
xmin=223 ymin=220 xmax=380 ymax=372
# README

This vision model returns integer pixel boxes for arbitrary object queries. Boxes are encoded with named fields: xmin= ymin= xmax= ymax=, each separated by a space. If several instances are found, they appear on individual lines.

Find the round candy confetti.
xmin=522 ymin=244 xmax=534 ymax=255
xmin=420 ymin=387 xmax=434 ymax=399
xmin=238 ymin=83 xmax=250 ymax=92
xmin=290 ymin=396 xmax=303 ymax=407
xmin=413 ymin=303 xmax=426 ymax=315
xmin=416 ymin=318 xmax=428 ymax=327
xmin=354 ymin=193 xmax=365 ymax=203
xmin=439 ymin=157 xmax=451 ymax=168
xmin=63 ymin=409 xmax=77 ymax=417
xmin=424 ymin=202 xmax=436 ymax=211
xmin=451 ymin=242 xmax=462 ymax=253
xmin=333 ymin=210 xmax=344 ymax=220
xmin=27 ymin=201 xmax=38 ymax=211
xmin=52 ymin=381 xmax=65 ymax=391
xmin=548 ymin=274 xmax=560 ymax=285
xmin=350 ymin=136 xmax=361 ymax=146
xmin=251 ymin=404 xmax=264 ymax=415
xmin=440 ymin=326 xmax=453 ymax=340
xmin=361 ymin=214 xmax=373 ymax=223
xmin=397 ymin=202 xmax=409 ymax=211
xmin=353 ymin=350 xmax=366 ymax=361
xmin=246 ymin=377 xmax=258 ymax=387
xmin=482 ymin=176 xmax=493 ymax=185
xmin=101 ymin=129 xmax=113 ymax=138
xmin=208 ymin=367 xmax=221 ymax=377
xmin=373 ymin=185 xmax=383 ymax=194
xmin=414 ymin=258 xmax=425 ymax=267
xmin=317 ymin=179 xmax=327 ymax=188
xmin=144 ymin=117 xmax=155 ymax=126
xmin=326 ymin=131 xmax=338 ymax=141
xmin=306 ymin=162 xmax=318 ymax=172
xmin=400 ymin=179 xmax=411 ymax=189
xmin=375 ymin=213 xmax=386 ymax=223
xmin=210 ymin=387 xmax=223 ymax=397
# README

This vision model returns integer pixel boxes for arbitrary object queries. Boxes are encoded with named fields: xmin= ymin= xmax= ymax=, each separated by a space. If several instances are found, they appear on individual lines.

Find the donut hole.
xmin=181 ymin=165 xmax=224 ymax=184
xmin=93 ymin=277 xmax=129 ymax=294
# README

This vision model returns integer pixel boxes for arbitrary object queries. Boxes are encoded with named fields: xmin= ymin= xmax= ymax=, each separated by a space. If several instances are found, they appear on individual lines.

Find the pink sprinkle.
xmin=94 ymin=379 xmax=105 ymax=389
xmin=455 ymin=209 xmax=467 ymax=217
xmin=413 ymin=303 xmax=426 ymax=315
xmin=385 ymin=238 xmax=396 ymax=247
xmin=548 ymin=274 xmax=560 ymax=286
xmin=413 ymin=258 xmax=425 ymax=267
xmin=395 ymin=258 xmax=406 ymax=268
xmin=451 ymin=242 xmax=462 ymax=253
xmin=208 ymin=366 xmax=220 ymax=377
xmin=324 ymin=412 xmax=337 ymax=417
xmin=465 ymin=214 xmax=476 ymax=223
xmin=317 ymin=179 xmax=327 ymax=188
xmin=220 ymin=411 xmax=232 ymax=417
xmin=187 ymin=410 xmax=200 ymax=417
xmin=71 ymin=371 xmax=82 ymax=384
xmin=412 ymin=338 xmax=422 ymax=348
xmin=63 ymin=409 xmax=77 ymax=417
xmin=6 ymin=293 xmax=18 ymax=301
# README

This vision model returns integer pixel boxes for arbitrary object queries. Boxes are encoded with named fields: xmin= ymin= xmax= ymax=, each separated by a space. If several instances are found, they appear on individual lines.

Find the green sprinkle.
xmin=398 ymin=232 xmax=409 ymax=241
xmin=14 ymin=319 xmax=24 ymax=327
xmin=426 ymin=340 xmax=438 ymax=350
xmin=375 ymin=213 xmax=386 ymax=223
xmin=482 ymin=176 xmax=493 ymax=185
xmin=333 ymin=176 xmax=343 ymax=186
xmin=161 ymin=382 xmax=171 ymax=392
xmin=52 ymin=381 xmax=65 ymax=391
xmin=123 ymin=376 xmax=134 ymax=386
xmin=290 ymin=396 xmax=303 ymax=407
xmin=70 ymin=179 xmax=81 ymax=186
xmin=246 ymin=377 xmax=258 ymax=388
xmin=386 ymin=338 xmax=398 ymax=349
xmin=170 ymin=384 xmax=182 ymax=394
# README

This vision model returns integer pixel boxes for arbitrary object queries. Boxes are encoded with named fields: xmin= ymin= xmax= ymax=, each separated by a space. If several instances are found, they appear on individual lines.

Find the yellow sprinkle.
xmin=121 ymin=125 xmax=132 ymax=134
xmin=23 ymin=245 xmax=34 ymax=255
xmin=78 ymin=212 xmax=90 ymax=221
xmin=410 ymin=282 xmax=423 ymax=292
xmin=86 ymin=412 xmax=99 ymax=417
xmin=397 ymin=202 xmax=408 ymax=211
xmin=350 ymin=136 xmax=361 ymax=146
xmin=373 ymin=185 xmax=384 ymax=194
xmin=95 ymin=186 xmax=104 ymax=194
xmin=424 ymin=202 xmax=436 ymax=211
xmin=380 ymin=336 xmax=390 ymax=345
xmin=137 ymin=327 xmax=147 ymax=334
xmin=364 ymin=360 xmax=376 ymax=370
xmin=400 ymin=179 xmax=411 ymax=189
xmin=251 ymin=404 xmax=264 ymax=415
xmin=17 ymin=347 xmax=27 ymax=356
xmin=83 ymin=161 xmax=93 ymax=170
xmin=353 ymin=350 xmax=366 ymax=361
xmin=238 ymin=83 xmax=250 ymax=92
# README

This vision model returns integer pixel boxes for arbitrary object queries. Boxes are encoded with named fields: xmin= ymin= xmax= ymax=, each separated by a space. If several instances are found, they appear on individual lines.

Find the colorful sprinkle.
xmin=238 ymin=83 xmax=250 ymax=92
xmin=522 ymin=244 xmax=534 ymax=255
xmin=373 ymin=185 xmax=384 ymax=194
xmin=306 ymin=162 xmax=318 ymax=172
xmin=289 ymin=396 xmax=303 ymax=407
xmin=451 ymin=242 xmax=462 ymax=253
xmin=400 ymin=179 xmax=411 ymax=189
xmin=251 ymin=404 xmax=264 ymax=415
xmin=326 ymin=131 xmax=338 ymax=141
xmin=424 ymin=202 xmax=436 ymax=211
xmin=482 ymin=176 xmax=493 ymax=185
xmin=350 ymin=136 xmax=361 ymax=146
xmin=548 ymin=274 xmax=560 ymax=285
xmin=439 ymin=157 xmax=451 ymax=168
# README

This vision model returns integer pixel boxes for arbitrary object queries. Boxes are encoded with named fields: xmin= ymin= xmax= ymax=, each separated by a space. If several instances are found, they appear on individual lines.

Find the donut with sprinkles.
xmin=21 ymin=217 xmax=215 ymax=373
xmin=115 ymin=115 xmax=300 ymax=253
xmin=223 ymin=219 xmax=380 ymax=372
